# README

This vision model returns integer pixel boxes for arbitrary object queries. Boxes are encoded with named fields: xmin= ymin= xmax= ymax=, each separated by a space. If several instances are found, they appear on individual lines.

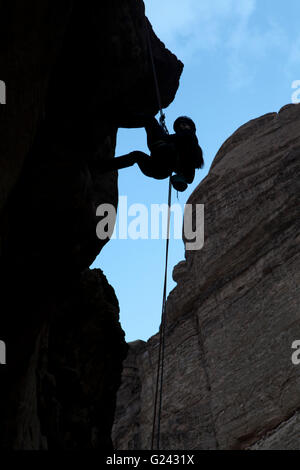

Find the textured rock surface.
xmin=0 ymin=1 xmax=182 ymax=449
xmin=2 ymin=269 xmax=127 ymax=450
xmin=0 ymin=1 xmax=73 ymax=216
xmin=112 ymin=103 xmax=300 ymax=450
xmin=44 ymin=269 xmax=127 ymax=450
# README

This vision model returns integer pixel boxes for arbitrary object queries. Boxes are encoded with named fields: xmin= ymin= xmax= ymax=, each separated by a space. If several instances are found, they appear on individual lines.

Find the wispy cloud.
xmin=145 ymin=0 xmax=289 ymax=90
xmin=145 ymin=0 xmax=256 ymax=52
xmin=145 ymin=0 xmax=240 ymax=55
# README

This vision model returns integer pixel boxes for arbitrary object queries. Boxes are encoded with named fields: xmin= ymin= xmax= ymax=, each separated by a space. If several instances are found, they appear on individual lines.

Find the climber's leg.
xmin=99 ymin=151 xmax=148 ymax=174
xmin=136 ymin=152 xmax=171 ymax=180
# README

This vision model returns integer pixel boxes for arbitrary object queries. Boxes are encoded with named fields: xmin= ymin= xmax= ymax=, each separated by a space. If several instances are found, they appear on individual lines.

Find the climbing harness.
xmin=145 ymin=16 xmax=172 ymax=451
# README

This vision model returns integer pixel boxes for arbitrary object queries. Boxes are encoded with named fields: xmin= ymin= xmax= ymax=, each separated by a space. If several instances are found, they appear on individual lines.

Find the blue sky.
xmin=91 ymin=0 xmax=300 ymax=342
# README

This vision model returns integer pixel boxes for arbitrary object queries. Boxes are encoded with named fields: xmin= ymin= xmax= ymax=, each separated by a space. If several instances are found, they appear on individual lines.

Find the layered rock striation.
xmin=112 ymin=104 xmax=300 ymax=450
xmin=0 ymin=1 xmax=182 ymax=449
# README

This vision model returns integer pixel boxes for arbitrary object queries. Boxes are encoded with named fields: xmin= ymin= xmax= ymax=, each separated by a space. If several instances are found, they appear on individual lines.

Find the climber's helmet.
xmin=173 ymin=116 xmax=196 ymax=134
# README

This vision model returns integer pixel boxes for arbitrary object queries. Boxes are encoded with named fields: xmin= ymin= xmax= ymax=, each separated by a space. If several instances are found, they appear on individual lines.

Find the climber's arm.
xmin=145 ymin=116 xmax=167 ymax=150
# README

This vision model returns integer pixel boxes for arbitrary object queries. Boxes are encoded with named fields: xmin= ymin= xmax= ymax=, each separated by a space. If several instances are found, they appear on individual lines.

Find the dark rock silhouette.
xmin=112 ymin=104 xmax=300 ymax=450
xmin=0 ymin=1 xmax=182 ymax=449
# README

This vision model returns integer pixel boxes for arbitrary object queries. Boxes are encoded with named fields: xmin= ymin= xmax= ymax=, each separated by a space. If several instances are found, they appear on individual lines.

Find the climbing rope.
xmin=144 ymin=15 xmax=172 ymax=451
xmin=151 ymin=178 xmax=172 ymax=451
xmin=145 ymin=17 xmax=168 ymax=135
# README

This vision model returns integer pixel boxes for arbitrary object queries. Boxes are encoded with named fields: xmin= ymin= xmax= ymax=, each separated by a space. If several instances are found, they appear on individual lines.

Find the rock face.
xmin=112 ymin=104 xmax=300 ymax=450
xmin=0 ymin=1 xmax=182 ymax=449
xmin=4 ymin=269 xmax=127 ymax=450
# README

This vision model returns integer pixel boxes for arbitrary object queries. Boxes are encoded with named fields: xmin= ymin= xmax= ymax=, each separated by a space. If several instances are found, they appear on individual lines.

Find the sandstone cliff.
xmin=112 ymin=103 xmax=300 ymax=450
xmin=0 ymin=1 xmax=182 ymax=449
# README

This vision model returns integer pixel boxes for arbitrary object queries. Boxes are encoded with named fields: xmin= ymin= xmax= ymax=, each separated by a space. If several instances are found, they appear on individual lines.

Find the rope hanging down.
xmin=151 ymin=179 xmax=172 ymax=451
xmin=145 ymin=16 xmax=171 ymax=451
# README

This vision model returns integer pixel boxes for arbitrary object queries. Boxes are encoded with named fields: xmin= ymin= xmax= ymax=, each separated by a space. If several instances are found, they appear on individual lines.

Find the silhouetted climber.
xmin=100 ymin=115 xmax=204 ymax=192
